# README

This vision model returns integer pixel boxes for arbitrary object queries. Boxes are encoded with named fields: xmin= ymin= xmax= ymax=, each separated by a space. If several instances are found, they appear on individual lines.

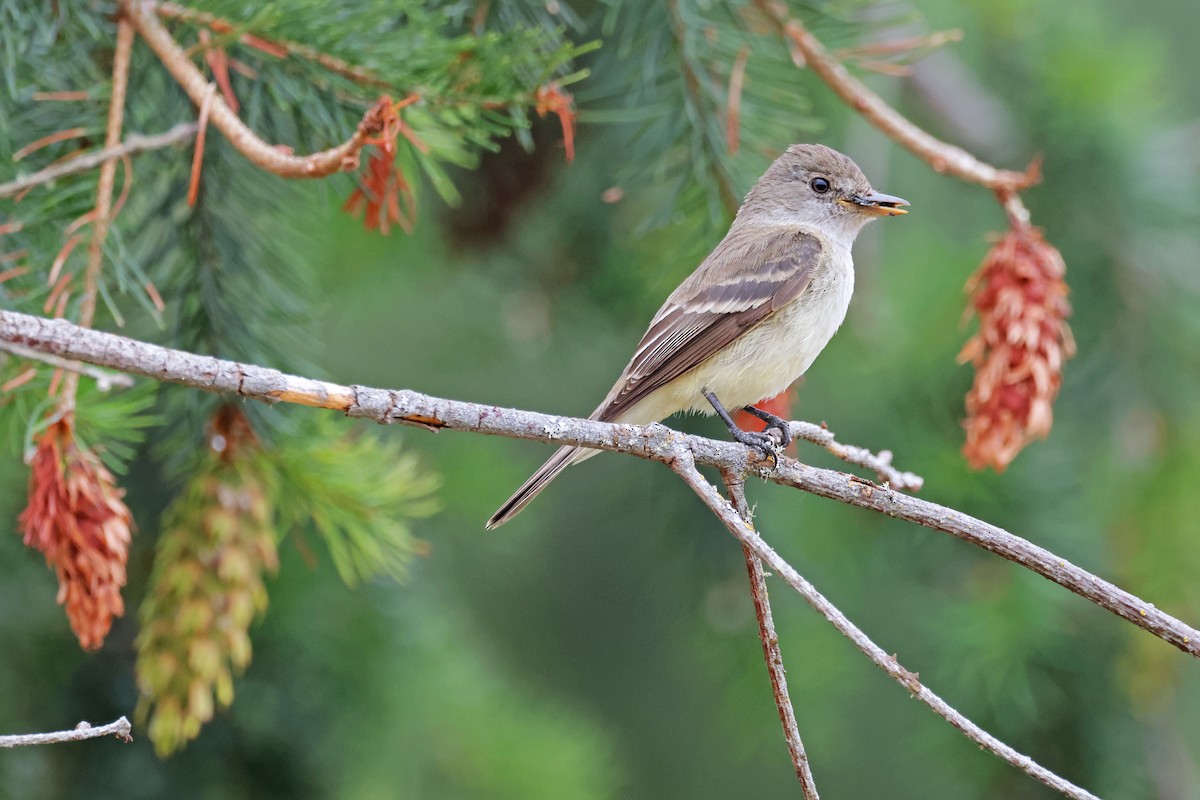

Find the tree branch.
xmin=0 ymin=123 xmax=199 ymax=200
xmin=1 ymin=309 xmax=1197 ymax=662
xmin=122 ymin=0 xmax=385 ymax=179
xmin=751 ymin=0 xmax=1038 ymax=193
xmin=788 ymin=420 xmax=923 ymax=491
xmin=672 ymin=452 xmax=1098 ymax=800
xmin=723 ymin=472 xmax=819 ymax=797
xmin=0 ymin=717 xmax=132 ymax=748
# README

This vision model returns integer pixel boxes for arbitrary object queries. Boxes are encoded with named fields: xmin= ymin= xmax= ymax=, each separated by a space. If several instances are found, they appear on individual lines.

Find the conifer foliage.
xmin=1 ymin=0 xmax=589 ymax=754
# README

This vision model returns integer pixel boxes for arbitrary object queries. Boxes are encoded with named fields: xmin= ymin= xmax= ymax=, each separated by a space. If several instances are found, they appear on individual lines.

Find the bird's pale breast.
xmin=614 ymin=243 xmax=855 ymax=424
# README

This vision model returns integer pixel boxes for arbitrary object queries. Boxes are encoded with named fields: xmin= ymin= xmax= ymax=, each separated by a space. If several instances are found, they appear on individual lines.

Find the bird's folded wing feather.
xmin=598 ymin=229 xmax=824 ymax=421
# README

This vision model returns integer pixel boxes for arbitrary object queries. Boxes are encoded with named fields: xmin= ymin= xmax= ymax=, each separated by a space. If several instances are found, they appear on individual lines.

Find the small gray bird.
xmin=487 ymin=144 xmax=907 ymax=529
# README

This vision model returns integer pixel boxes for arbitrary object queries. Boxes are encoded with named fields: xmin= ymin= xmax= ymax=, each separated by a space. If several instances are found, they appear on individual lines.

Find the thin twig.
xmin=673 ymin=452 xmax=1099 ymax=800
xmin=32 ymin=90 xmax=91 ymax=102
xmin=834 ymin=29 xmax=963 ymax=61
xmin=0 ymin=341 xmax=134 ymax=389
xmin=998 ymin=187 xmax=1033 ymax=230
xmin=59 ymin=15 xmax=134 ymax=413
xmin=726 ymin=45 xmax=750 ymax=155
xmin=751 ymin=0 xmax=1038 ymax=193
xmin=155 ymin=1 xmax=390 ymax=88
xmin=723 ymin=471 xmax=819 ymax=797
xmin=123 ymin=0 xmax=386 ymax=179
xmin=0 ymin=124 xmax=198 ymax=200
xmin=789 ymin=420 xmax=923 ymax=491
xmin=12 ymin=128 xmax=89 ymax=163
xmin=0 ymin=717 xmax=132 ymax=748
xmin=2 ymin=309 xmax=1198 ymax=660
xmin=187 ymin=83 xmax=216 ymax=206
xmin=80 ymin=14 xmax=134 ymax=333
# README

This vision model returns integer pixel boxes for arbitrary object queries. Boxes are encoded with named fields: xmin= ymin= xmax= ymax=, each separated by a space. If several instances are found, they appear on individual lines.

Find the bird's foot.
xmin=741 ymin=406 xmax=794 ymax=449
xmin=704 ymin=391 xmax=784 ymax=461
xmin=727 ymin=425 xmax=781 ymax=460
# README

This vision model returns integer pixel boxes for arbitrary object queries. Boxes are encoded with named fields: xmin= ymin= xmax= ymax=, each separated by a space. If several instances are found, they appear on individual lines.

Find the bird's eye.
xmin=810 ymin=177 xmax=831 ymax=194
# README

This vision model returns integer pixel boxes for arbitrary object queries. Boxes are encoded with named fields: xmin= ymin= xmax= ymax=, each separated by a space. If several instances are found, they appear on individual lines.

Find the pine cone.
xmin=20 ymin=418 xmax=132 ymax=651
xmin=959 ymin=227 xmax=1075 ymax=470
xmin=136 ymin=407 xmax=278 ymax=756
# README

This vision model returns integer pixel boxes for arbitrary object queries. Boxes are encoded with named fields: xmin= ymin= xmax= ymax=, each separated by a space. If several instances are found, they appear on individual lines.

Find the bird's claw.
xmin=742 ymin=406 xmax=794 ymax=449
xmin=729 ymin=426 xmax=781 ymax=461
xmin=704 ymin=392 xmax=789 ymax=462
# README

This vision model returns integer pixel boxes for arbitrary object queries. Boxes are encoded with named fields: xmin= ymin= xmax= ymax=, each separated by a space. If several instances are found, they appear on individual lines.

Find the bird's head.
xmin=739 ymin=143 xmax=908 ymax=241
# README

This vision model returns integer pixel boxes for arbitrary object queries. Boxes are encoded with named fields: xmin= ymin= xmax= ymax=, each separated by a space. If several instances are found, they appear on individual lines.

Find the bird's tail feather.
xmin=485 ymin=444 xmax=598 ymax=529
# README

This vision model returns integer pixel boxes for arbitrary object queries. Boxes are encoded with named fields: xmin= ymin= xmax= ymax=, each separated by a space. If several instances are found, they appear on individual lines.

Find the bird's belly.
xmin=620 ymin=259 xmax=855 ymax=423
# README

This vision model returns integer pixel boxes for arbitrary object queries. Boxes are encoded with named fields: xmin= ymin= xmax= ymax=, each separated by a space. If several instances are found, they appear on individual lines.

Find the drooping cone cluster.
xmin=136 ymin=407 xmax=278 ymax=756
xmin=958 ymin=226 xmax=1075 ymax=470
xmin=19 ymin=418 xmax=133 ymax=650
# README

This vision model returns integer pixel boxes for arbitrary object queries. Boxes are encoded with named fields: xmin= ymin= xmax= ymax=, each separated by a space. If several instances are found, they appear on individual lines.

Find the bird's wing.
xmin=598 ymin=229 xmax=824 ymax=421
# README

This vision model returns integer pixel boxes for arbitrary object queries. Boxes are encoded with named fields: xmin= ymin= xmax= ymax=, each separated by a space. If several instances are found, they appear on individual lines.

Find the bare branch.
xmin=123 ymin=0 xmax=385 ymax=179
xmin=751 ymin=0 xmax=1038 ymax=193
xmin=724 ymin=472 xmax=819 ymax=797
xmin=789 ymin=420 xmax=923 ymax=491
xmin=1 ymin=309 xmax=1197 ymax=661
xmin=0 ymin=717 xmax=132 ymax=748
xmin=674 ymin=453 xmax=1099 ymax=800
xmin=0 ymin=124 xmax=198 ymax=200
xmin=760 ymin=454 xmax=1200 ymax=652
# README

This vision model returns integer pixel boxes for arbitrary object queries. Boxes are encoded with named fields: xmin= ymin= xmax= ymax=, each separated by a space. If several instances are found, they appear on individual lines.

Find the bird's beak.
xmin=842 ymin=191 xmax=909 ymax=216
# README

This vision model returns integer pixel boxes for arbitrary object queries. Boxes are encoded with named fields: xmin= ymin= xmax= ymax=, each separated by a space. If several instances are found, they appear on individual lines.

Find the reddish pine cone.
xmin=959 ymin=227 xmax=1075 ymax=471
xmin=20 ymin=419 xmax=133 ymax=650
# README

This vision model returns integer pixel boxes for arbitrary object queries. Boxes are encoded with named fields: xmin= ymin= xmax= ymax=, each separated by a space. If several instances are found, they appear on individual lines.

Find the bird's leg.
xmin=704 ymin=391 xmax=779 ymax=457
xmin=741 ymin=405 xmax=794 ymax=448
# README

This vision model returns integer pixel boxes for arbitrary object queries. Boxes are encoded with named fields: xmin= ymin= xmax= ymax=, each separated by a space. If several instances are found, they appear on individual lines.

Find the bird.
xmin=486 ymin=144 xmax=908 ymax=529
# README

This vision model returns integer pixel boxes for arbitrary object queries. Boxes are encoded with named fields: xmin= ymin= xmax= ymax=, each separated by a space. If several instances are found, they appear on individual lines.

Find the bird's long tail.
xmin=485 ymin=444 xmax=599 ymax=529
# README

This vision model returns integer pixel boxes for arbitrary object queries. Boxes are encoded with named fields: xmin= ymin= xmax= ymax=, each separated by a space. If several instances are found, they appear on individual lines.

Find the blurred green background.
xmin=3 ymin=0 xmax=1200 ymax=797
